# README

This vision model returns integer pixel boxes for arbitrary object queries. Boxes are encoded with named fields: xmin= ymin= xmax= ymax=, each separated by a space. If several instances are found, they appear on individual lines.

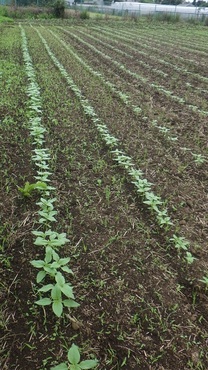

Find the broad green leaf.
xmin=32 ymin=230 xmax=45 ymax=236
xmin=50 ymin=262 xmax=61 ymax=269
xmin=36 ymin=270 xmax=46 ymax=283
xmin=60 ymin=284 xmax=74 ymax=299
xmin=70 ymin=365 xmax=81 ymax=370
xmin=51 ymin=285 xmax=62 ymax=300
xmin=39 ymin=284 xmax=53 ymax=292
xmin=34 ymin=236 xmax=48 ymax=246
xmin=52 ymin=300 xmax=63 ymax=317
xmin=61 ymin=266 xmax=74 ymax=274
xmin=79 ymin=360 xmax=98 ymax=369
xmin=44 ymin=266 xmax=56 ymax=274
xmin=55 ymin=272 xmax=65 ymax=286
xmin=50 ymin=363 xmax=68 ymax=370
xmin=52 ymin=250 xmax=60 ymax=261
xmin=45 ymin=247 xmax=53 ymax=263
xmin=35 ymin=181 xmax=48 ymax=190
xmin=30 ymin=260 xmax=44 ymax=268
xmin=68 ymin=344 xmax=80 ymax=365
xmin=63 ymin=299 xmax=80 ymax=308
xmin=35 ymin=298 xmax=51 ymax=306
xmin=59 ymin=257 xmax=70 ymax=265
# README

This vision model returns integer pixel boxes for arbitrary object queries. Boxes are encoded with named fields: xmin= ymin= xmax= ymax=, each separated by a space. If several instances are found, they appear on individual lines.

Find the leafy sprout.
xmin=51 ymin=344 xmax=98 ymax=370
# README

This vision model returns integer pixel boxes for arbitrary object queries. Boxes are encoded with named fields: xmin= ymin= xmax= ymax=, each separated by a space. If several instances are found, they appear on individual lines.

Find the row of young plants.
xmin=42 ymin=24 xmax=208 ymax=245
xmin=73 ymin=27 xmax=208 ymax=117
xmin=100 ymin=24 xmax=208 ymax=67
xmin=20 ymin=24 xmax=98 ymax=370
xmin=34 ymin=26 xmax=208 ymax=284
xmin=91 ymin=25 xmax=208 ymax=84
xmin=85 ymin=26 xmax=208 ymax=95
xmin=68 ymin=26 xmax=208 ymax=163
xmin=63 ymin=29 xmax=208 ymax=117
xmin=49 ymin=27 xmax=207 ymax=168
xmin=134 ymin=26 xmax=208 ymax=54
xmin=2 ymin=23 xmax=207 ymax=369
xmin=76 ymin=28 xmax=168 ymax=79
xmin=87 ymin=25 xmax=208 ymax=92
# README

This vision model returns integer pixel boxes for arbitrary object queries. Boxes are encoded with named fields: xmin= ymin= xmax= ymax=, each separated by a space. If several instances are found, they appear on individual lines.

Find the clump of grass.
xmin=79 ymin=10 xmax=90 ymax=20
xmin=0 ymin=5 xmax=54 ymax=20
xmin=0 ymin=6 xmax=13 ymax=23
xmin=146 ymin=12 xmax=181 ymax=23
xmin=0 ymin=15 xmax=13 ymax=23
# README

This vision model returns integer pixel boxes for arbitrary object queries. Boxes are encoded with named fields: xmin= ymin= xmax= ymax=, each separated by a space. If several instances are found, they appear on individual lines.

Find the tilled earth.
xmin=0 ymin=20 xmax=208 ymax=370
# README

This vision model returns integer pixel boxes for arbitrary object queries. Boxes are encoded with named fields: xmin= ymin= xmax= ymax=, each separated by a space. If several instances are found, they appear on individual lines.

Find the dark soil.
xmin=0 ymin=20 xmax=208 ymax=370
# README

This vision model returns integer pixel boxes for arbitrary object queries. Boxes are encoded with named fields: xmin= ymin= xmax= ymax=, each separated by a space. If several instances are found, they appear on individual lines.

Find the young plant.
xmin=170 ymin=235 xmax=190 ymax=251
xmin=38 ymin=208 xmax=57 ymax=224
xmin=134 ymin=178 xmax=152 ymax=195
xmin=143 ymin=192 xmax=163 ymax=212
xmin=51 ymin=343 xmax=98 ymax=370
xmin=185 ymin=251 xmax=196 ymax=265
xmin=192 ymin=153 xmax=206 ymax=165
xmin=35 ymin=272 xmax=79 ymax=317
xmin=199 ymin=275 xmax=208 ymax=287
xmin=31 ymin=246 xmax=73 ymax=283
xmin=18 ymin=181 xmax=47 ymax=197
xmin=32 ymin=229 xmax=69 ymax=249
xmin=156 ymin=209 xmax=173 ymax=229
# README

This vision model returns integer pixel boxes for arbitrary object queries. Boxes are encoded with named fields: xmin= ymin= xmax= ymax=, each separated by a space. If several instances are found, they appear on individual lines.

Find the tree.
xmin=52 ymin=0 xmax=65 ymax=18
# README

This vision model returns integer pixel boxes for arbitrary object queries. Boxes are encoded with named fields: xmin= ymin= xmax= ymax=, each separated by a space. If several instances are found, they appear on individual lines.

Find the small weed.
xmin=51 ymin=343 xmax=98 ymax=369
xmin=18 ymin=181 xmax=47 ymax=197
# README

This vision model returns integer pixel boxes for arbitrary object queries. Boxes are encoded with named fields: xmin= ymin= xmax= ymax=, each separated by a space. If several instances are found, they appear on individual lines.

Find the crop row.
xmin=31 ymin=26 xmax=208 ymax=286
xmin=87 ymin=25 xmax=208 ymax=94
xmin=94 ymin=24 xmax=208 ymax=68
xmin=59 ymin=28 xmax=207 ymax=117
xmin=34 ymin=26 xmax=207 ymax=262
xmin=90 ymin=25 xmax=208 ymax=82
xmin=48 ymin=28 xmax=206 ymax=169
xmin=20 ymin=24 xmax=98 ymax=370
xmin=73 ymin=27 xmax=208 ymax=117
xmin=54 ymin=26 xmax=207 ymax=156
xmin=1 ymin=22 xmax=208 ymax=369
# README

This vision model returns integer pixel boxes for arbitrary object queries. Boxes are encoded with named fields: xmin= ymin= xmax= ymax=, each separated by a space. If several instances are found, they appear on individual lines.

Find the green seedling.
xmin=36 ymin=272 xmax=79 ymax=317
xmin=168 ymin=136 xmax=178 ymax=142
xmin=32 ymin=148 xmax=51 ymax=162
xmin=37 ymin=197 xmax=57 ymax=211
xmin=51 ymin=343 xmax=98 ymax=370
xmin=114 ymin=153 xmax=133 ymax=170
xmin=128 ymin=168 xmax=144 ymax=179
xmin=192 ymin=153 xmax=206 ymax=165
xmin=35 ymin=161 xmax=50 ymax=170
xmin=18 ymin=181 xmax=47 ymax=197
xmin=31 ymin=246 xmax=73 ymax=283
xmin=38 ymin=209 xmax=57 ymax=224
xmin=134 ymin=178 xmax=152 ymax=195
xmin=170 ymin=235 xmax=190 ymax=251
xmin=35 ymin=171 xmax=52 ymax=182
xmin=199 ymin=275 xmax=208 ymax=286
xmin=30 ymin=126 xmax=46 ymax=137
xmin=156 ymin=209 xmax=173 ymax=228
xmin=157 ymin=126 xmax=170 ymax=135
xmin=32 ymin=229 xmax=69 ymax=249
xmin=143 ymin=192 xmax=163 ymax=212
xmin=185 ymin=251 xmax=196 ymax=265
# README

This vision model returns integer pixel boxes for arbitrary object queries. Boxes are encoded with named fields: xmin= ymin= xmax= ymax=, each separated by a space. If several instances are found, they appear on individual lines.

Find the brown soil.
xmin=0 ymin=20 xmax=208 ymax=370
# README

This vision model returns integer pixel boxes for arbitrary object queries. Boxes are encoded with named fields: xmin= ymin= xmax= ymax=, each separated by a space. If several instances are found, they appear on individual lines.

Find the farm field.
xmin=0 ymin=19 xmax=208 ymax=370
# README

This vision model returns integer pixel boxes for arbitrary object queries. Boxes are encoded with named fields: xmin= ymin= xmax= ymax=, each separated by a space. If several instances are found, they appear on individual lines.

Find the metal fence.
xmin=79 ymin=3 xmax=208 ymax=19
xmin=1 ymin=0 xmax=208 ymax=20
